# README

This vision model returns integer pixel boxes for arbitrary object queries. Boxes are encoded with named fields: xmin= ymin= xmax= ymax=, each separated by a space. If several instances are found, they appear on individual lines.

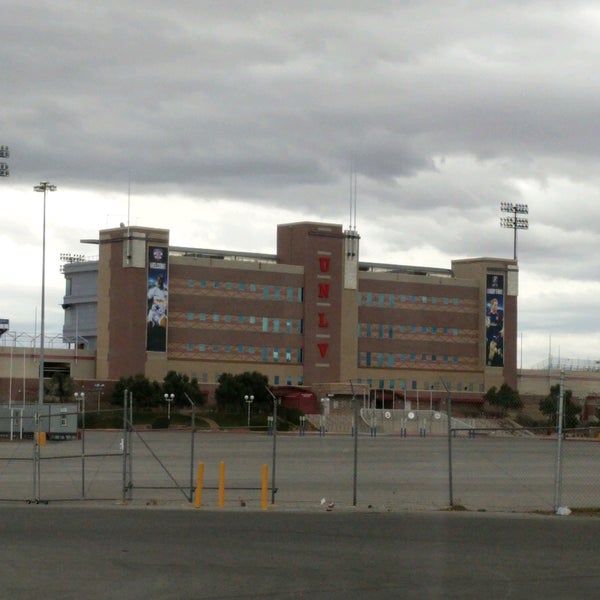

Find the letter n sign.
xmin=318 ymin=283 xmax=330 ymax=299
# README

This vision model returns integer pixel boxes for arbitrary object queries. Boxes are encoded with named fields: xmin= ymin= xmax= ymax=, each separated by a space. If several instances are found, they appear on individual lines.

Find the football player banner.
xmin=146 ymin=246 xmax=169 ymax=352
xmin=485 ymin=274 xmax=504 ymax=367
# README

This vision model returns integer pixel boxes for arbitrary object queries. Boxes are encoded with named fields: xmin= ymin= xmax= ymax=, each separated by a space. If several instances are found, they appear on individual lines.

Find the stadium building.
xmin=57 ymin=221 xmax=517 ymax=408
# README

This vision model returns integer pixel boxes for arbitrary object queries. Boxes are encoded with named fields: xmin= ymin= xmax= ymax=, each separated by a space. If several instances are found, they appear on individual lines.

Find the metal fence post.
xmin=554 ymin=370 xmax=565 ymax=512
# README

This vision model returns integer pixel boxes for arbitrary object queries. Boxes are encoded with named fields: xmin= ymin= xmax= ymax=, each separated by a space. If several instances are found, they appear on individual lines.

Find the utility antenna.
xmin=127 ymin=171 xmax=131 ymax=227
xmin=349 ymin=160 xmax=358 ymax=231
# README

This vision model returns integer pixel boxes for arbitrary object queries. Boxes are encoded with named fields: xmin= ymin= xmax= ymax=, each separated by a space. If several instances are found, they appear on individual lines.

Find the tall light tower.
xmin=34 ymin=181 xmax=57 ymax=405
xmin=0 ymin=145 xmax=9 ymax=177
xmin=500 ymin=202 xmax=528 ymax=260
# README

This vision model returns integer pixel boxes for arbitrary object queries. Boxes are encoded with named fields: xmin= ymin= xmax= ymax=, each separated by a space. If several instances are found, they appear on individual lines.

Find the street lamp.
xmin=74 ymin=391 xmax=85 ymax=413
xmin=245 ymin=394 xmax=254 ymax=428
xmin=94 ymin=383 xmax=105 ymax=413
xmin=34 ymin=181 xmax=57 ymax=405
xmin=500 ymin=202 xmax=528 ymax=261
xmin=164 ymin=393 xmax=174 ymax=421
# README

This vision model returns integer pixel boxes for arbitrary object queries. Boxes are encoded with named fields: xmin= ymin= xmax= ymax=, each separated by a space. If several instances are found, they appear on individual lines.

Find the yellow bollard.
xmin=36 ymin=432 xmax=47 ymax=446
xmin=218 ymin=461 xmax=225 ymax=507
xmin=261 ymin=464 xmax=268 ymax=510
xmin=194 ymin=463 xmax=204 ymax=508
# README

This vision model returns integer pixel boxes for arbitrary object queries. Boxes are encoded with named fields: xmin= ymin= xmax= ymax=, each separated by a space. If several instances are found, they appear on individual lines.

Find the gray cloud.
xmin=4 ymin=0 xmax=600 ymax=364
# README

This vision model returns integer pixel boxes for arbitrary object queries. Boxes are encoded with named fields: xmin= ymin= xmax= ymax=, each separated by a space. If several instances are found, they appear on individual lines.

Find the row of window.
xmin=184 ymin=281 xmax=466 ymax=309
xmin=186 ymin=344 xmax=303 ymax=363
xmin=193 ymin=371 xmax=303 ymax=386
xmin=358 ymin=323 xmax=460 ymax=339
xmin=358 ymin=292 xmax=462 ymax=308
xmin=186 ymin=313 xmax=303 ymax=333
xmin=187 ymin=280 xmax=304 ymax=302
xmin=191 ymin=371 xmax=479 ymax=392
xmin=358 ymin=352 xmax=459 ymax=367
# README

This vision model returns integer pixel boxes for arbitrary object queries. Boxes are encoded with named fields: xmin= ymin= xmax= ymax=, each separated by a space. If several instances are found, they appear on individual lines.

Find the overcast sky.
xmin=3 ymin=1 xmax=600 ymax=368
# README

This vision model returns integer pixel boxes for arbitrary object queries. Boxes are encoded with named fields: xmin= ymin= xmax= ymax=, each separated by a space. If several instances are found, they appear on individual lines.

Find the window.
xmin=238 ymin=315 xmax=244 ymax=324
xmin=263 ymin=285 xmax=269 ymax=299
xmin=262 ymin=347 xmax=268 ymax=361
xmin=249 ymin=316 xmax=256 ymax=324
xmin=377 ymin=353 xmax=383 ymax=367
xmin=366 ymin=324 xmax=372 ymax=338
xmin=366 ymin=292 xmax=373 ymax=306
xmin=378 ymin=294 xmax=385 ymax=307
xmin=199 ymin=344 xmax=206 ymax=351
xmin=239 ymin=282 xmax=246 ymax=291
xmin=274 ymin=286 xmax=281 ymax=300
xmin=262 ymin=317 xmax=269 ymax=332
xmin=389 ymin=294 xmax=395 ymax=307
xmin=366 ymin=352 xmax=371 ymax=366
xmin=273 ymin=348 xmax=279 ymax=362
xmin=186 ymin=313 xmax=194 ymax=321
xmin=214 ymin=281 xmax=220 ymax=288
xmin=274 ymin=375 xmax=280 ymax=384
xmin=224 ymin=314 xmax=231 ymax=323
xmin=187 ymin=279 xmax=194 ymax=288
xmin=199 ymin=313 xmax=206 ymax=321
xmin=273 ymin=318 xmax=280 ymax=333
xmin=287 ymin=287 xmax=294 ymax=301
xmin=250 ymin=283 xmax=257 ymax=292
xmin=212 ymin=314 xmax=219 ymax=322
xmin=285 ymin=349 xmax=291 ymax=362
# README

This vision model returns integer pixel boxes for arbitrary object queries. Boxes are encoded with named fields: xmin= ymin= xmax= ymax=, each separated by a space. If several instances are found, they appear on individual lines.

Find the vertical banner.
xmin=146 ymin=245 xmax=169 ymax=352
xmin=485 ymin=274 xmax=504 ymax=367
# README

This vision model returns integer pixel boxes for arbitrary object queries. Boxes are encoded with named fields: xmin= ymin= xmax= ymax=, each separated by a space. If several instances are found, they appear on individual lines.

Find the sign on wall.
xmin=485 ymin=274 xmax=504 ymax=367
xmin=146 ymin=246 xmax=169 ymax=352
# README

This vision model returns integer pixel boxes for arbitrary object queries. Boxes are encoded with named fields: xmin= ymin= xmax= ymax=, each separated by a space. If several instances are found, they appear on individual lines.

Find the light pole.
xmin=94 ymin=383 xmax=105 ymax=413
xmin=34 ymin=181 xmax=57 ymax=405
xmin=500 ymin=202 xmax=528 ymax=260
xmin=164 ymin=393 xmax=174 ymax=421
xmin=245 ymin=394 xmax=254 ymax=428
xmin=74 ymin=391 xmax=86 ymax=497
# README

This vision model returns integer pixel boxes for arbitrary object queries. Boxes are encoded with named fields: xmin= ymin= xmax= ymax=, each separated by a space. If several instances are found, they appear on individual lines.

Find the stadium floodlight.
xmin=500 ymin=202 xmax=529 ymax=260
xmin=34 ymin=181 xmax=57 ymax=405
xmin=0 ymin=145 xmax=8 ymax=177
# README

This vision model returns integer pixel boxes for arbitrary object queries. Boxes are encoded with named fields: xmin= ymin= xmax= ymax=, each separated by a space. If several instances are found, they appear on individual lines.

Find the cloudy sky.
xmin=3 ymin=1 xmax=600 ymax=368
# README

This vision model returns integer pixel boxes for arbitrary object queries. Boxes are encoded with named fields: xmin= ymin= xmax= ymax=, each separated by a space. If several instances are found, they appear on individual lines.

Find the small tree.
xmin=484 ymin=383 xmax=522 ymax=414
xmin=162 ymin=371 xmax=206 ymax=407
xmin=215 ymin=371 xmax=269 ymax=412
xmin=110 ymin=374 xmax=162 ymax=408
xmin=539 ymin=384 xmax=581 ymax=429
xmin=48 ymin=372 xmax=75 ymax=402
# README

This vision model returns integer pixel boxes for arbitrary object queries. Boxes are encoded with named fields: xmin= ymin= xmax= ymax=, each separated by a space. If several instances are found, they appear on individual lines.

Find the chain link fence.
xmin=0 ymin=407 xmax=599 ymax=512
